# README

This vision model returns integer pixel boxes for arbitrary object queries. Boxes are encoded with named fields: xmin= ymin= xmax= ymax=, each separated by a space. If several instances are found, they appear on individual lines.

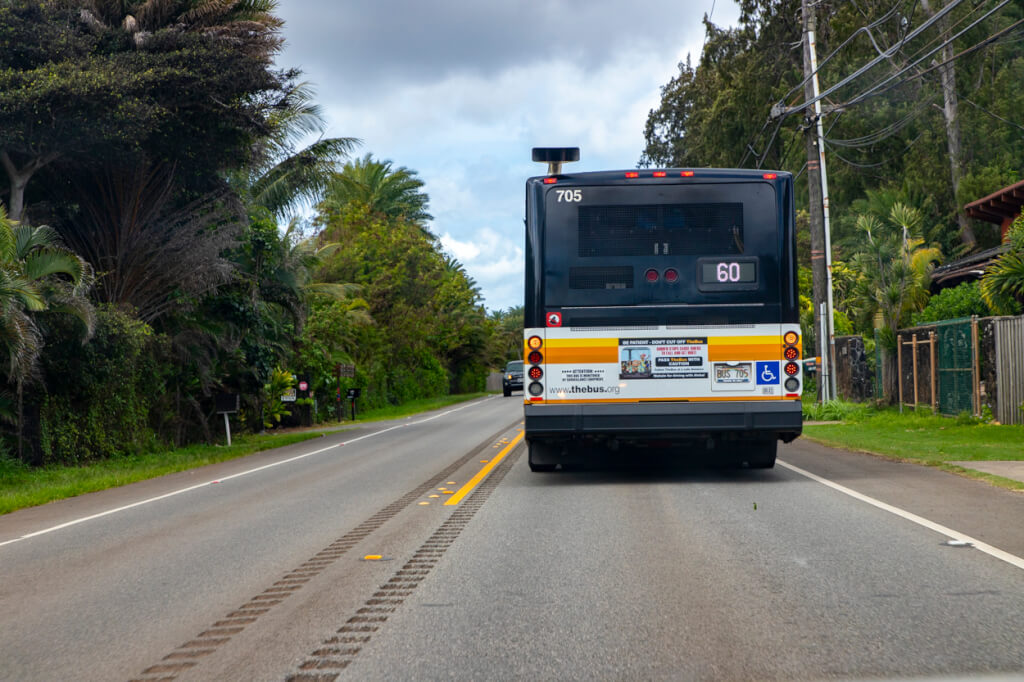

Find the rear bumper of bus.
xmin=524 ymin=401 xmax=802 ymax=443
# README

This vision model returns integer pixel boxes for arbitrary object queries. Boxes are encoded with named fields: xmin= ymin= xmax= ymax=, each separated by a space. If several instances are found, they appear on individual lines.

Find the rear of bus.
xmin=522 ymin=168 xmax=802 ymax=471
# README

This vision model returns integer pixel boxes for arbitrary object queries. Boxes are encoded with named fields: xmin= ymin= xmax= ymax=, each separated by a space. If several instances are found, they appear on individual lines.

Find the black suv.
xmin=502 ymin=360 xmax=524 ymax=396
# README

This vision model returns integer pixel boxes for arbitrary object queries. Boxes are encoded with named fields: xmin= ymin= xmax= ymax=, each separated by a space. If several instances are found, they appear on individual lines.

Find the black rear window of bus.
xmin=542 ymin=181 xmax=778 ymax=311
xmin=578 ymin=203 xmax=744 ymax=257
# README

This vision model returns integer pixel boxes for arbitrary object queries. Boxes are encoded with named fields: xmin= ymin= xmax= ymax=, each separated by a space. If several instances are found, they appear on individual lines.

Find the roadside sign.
xmin=298 ymin=381 xmax=308 ymax=392
xmin=281 ymin=387 xmax=297 ymax=402
xmin=338 ymin=363 xmax=355 ymax=377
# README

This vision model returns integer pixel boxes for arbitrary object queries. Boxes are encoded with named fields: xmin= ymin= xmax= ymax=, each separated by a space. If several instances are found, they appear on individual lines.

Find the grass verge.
xmin=802 ymin=405 xmax=1024 ymax=491
xmin=0 ymin=392 xmax=491 ymax=515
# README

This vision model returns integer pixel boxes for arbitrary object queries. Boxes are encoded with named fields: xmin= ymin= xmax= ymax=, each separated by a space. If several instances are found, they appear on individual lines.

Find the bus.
xmin=522 ymin=148 xmax=803 ymax=471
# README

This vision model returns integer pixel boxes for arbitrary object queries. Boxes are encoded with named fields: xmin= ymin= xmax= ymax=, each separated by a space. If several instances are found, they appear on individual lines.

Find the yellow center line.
xmin=444 ymin=431 xmax=525 ymax=506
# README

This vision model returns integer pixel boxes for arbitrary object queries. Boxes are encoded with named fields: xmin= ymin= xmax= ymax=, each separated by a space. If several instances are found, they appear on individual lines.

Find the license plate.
xmin=714 ymin=362 xmax=752 ymax=385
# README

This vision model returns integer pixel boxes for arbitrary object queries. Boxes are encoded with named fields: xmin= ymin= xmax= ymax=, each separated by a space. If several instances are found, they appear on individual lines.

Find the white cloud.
xmin=277 ymin=0 xmax=741 ymax=311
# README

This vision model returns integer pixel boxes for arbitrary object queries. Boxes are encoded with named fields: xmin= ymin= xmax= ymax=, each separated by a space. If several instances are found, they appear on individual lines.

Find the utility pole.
xmin=800 ymin=0 xmax=835 ymax=401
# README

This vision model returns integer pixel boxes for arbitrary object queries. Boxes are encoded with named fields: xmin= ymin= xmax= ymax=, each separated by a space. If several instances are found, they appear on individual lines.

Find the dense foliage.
xmin=0 ymin=2 xmax=509 ymax=465
xmin=643 ymin=0 xmax=1024 ymax=400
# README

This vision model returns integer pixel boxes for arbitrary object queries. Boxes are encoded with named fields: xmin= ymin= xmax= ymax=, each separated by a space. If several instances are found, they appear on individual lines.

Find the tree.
xmin=319 ymin=154 xmax=433 ymax=232
xmin=846 ymin=203 xmax=942 ymax=400
xmin=58 ymin=165 xmax=244 ymax=322
xmin=1 ymin=1 xmax=289 ymax=221
xmin=234 ymin=81 xmax=360 ymax=220
xmin=488 ymin=306 xmax=524 ymax=367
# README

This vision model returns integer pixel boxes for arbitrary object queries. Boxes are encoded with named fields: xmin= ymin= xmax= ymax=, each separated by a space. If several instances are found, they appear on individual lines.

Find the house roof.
xmin=931 ymin=244 xmax=1007 ymax=287
xmin=964 ymin=178 xmax=1024 ymax=224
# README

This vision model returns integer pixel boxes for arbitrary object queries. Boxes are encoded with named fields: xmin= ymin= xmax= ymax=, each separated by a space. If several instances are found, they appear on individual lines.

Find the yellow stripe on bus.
xmin=545 ymin=347 xmax=619 ymax=363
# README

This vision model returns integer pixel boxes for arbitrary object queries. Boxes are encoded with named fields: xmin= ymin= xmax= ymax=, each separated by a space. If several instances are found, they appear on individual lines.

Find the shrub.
xmin=912 ymin=281 xmax=991 ymax=325
xmin=34 ymin=307 xmax=171 ymax=464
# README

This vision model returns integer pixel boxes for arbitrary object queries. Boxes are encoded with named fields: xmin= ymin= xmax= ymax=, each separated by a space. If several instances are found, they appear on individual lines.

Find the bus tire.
xmin=746 ymin=440 xmax=777 ymax=469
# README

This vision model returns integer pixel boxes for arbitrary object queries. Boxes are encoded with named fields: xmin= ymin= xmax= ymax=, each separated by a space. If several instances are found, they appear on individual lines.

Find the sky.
xmin=276 ymin=1 xmax=741 ymax=313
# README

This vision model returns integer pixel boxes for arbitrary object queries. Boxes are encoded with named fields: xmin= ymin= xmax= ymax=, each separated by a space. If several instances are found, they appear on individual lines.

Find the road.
xmin=1 ymin=395 xmax=1022 ymax=681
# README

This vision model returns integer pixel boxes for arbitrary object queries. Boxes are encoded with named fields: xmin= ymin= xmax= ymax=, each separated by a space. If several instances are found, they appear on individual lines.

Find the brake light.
xmin=625 ymin=171 xmax=639 ymax=178
xmin=543 ymin=177 xmax=557 ymax=184
xmin=664 ymin=268 xmax=679 ymax=283
xmin=528 ymin=350 xmax=542 ymax=364
xmin=784 ymin=362 xmax=800 ymax=376
xmin=763 ymin=173 xmax=778 ymax=179
xmin=645 ymin=268 xmax=659 ymax=283
xmin=680 ymin=171 xmax=694 ymax=177
xmin=528 ymin=366 xmax=543 ymax=380
xmin=653 ymin=171 xmax=667 ymax=177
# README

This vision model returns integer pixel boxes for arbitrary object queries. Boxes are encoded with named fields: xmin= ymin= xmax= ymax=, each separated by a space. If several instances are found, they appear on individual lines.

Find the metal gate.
xmin=936 ymin=317 xmax=975 ymax=416
xmin=994 ymin=316 xmax=1024 ymax=425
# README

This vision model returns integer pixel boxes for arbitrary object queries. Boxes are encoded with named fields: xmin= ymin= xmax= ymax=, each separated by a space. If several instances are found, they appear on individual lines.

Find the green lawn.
xmin=801 ymin=401 xmax=1024 ymax=490
xmin=0 ymin=392 xmax=490 ymax=515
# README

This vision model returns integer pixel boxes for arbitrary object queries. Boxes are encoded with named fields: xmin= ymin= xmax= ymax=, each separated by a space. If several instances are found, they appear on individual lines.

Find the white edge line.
xmin=778 ymin=459 xmax=1024 ymax=571
xmin=0 ymin=396 xmax=497 ymax=548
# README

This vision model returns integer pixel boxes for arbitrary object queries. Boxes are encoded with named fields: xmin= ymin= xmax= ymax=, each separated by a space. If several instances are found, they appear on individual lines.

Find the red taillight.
xmin=528 ymin=350 xmax=542 ymax=364
xmin=784 ymin=362 xmax=800 ymax=376
xmin=680 ymin=171 xmax=695 ymax=177
xmin=625 ymin=171 xmax=640 ymax=178
xmin=645 ymin=268 xmax=659 ymax=283
xmin=543 ymin=177 xmax=557 ymax=184
xmin=653 ymin=171 xmax=667 ymax=177
xmin=664 ymin=268 xmax=679 ymax=283
xmin=528 ymin=366 xmax=543 ymax=380
xmin=763 ymin=173 xmax=778 ymax=179
xmin=784 ymin=346 xmax=799 ymax=360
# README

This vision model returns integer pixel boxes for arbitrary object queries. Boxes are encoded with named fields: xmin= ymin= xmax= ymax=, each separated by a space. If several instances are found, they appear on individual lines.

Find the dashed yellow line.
xmin=444 ymin=431 xmax=525 ymax=506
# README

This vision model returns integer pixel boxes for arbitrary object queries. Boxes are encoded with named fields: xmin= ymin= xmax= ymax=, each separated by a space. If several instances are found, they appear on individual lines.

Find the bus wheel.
xmin=745 ymin=440 xmax=777 ymax=469
xmin=528 ymin=441 xmax=558 ymax=472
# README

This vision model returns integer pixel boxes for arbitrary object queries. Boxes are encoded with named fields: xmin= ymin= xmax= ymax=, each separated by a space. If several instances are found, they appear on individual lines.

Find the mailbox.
xmin=215 ymin=393 xmax=239 ymax=414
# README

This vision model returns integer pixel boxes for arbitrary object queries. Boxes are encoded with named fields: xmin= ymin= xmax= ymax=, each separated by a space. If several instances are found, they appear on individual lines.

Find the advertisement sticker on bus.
xmin=619 ymin=338 xmax=707 ymax=380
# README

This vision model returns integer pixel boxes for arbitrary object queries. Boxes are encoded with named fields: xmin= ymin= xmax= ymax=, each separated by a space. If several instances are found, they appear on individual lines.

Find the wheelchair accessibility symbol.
xmin=756 ymin=361 xmax=780 ymax=385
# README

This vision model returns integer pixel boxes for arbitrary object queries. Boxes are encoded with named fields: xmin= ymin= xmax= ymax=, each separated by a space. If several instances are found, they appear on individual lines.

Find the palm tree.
xmin=980 ymin=215 xmax=1024 ymax=315
xmin=80 ymin=0 xmax=283 ymax=51
xmin=236 ymin=81 xmax=361 ymax=220
xmin=320 ymin=154 xmax=433 ymax=233
xmin=0 ymin=203 xmax=94 ymax=455
xmin=846 ymin=203 xmax=942 ymax=401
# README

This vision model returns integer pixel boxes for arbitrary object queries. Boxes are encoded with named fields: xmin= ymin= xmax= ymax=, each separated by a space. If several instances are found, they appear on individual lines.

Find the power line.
xmin=837 ymin=1 xmax=1017 ymax=109
xmin=773 ymin=0 xmax=966 ymax=118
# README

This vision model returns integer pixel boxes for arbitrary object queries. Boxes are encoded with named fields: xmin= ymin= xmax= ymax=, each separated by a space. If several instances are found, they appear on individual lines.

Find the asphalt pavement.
xmin=1 ymin=396 xmax=1021 ymax=681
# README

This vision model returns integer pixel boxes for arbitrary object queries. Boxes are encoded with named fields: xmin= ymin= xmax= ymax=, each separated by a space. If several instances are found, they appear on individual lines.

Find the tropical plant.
xmin=846 ymin=203 xmax=942 ymax=400
xmin=0 ymin=204 xmax=94 ymax=385
xmin=0 ymin=203 xmax=95 ymax=458
xmin=980 ymin=214 xmax=1024 ymax=315
xmin=261 ymin=366 xmax=294 ymax=428
xmin=319 ymin=154 xmax=432 ymax=232
xmin=238 ymin=81 xmax=361 ymax=220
